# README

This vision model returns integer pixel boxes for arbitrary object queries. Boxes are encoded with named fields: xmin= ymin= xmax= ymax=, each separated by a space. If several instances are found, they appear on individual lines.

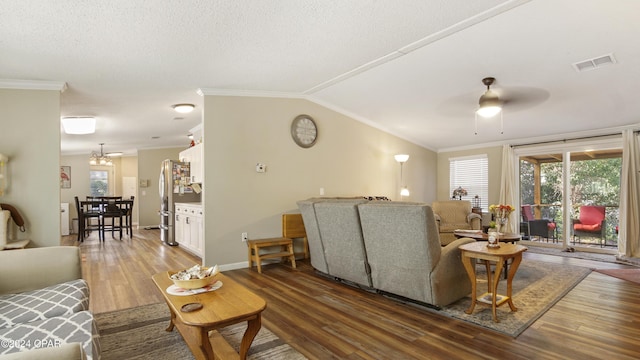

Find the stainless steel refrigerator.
xmin=159 ymin=159 xmax=201 ymax=246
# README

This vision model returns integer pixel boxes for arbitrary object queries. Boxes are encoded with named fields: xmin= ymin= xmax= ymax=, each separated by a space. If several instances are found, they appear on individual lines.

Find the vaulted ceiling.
xmin=1 ymin=0 xmax=638 ymax=156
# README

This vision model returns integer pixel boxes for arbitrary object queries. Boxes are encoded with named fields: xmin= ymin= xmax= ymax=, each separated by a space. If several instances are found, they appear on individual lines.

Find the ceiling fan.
xmin=436 ymin=77 xmax=550 ymax=119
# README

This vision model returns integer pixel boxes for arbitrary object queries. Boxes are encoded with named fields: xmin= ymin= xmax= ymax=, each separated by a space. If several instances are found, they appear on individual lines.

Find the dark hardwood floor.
xmin=64 ymin=229 xmax=640 ymax=359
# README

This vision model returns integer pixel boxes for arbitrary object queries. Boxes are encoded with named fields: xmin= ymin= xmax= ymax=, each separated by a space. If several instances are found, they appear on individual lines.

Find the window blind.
xmin=449 ymin=154 xmax=488 ymax=210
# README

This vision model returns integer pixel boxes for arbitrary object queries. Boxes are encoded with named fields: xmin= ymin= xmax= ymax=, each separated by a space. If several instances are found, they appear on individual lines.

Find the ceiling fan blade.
xmin=436 ymin=86 xmax=550 ymax=117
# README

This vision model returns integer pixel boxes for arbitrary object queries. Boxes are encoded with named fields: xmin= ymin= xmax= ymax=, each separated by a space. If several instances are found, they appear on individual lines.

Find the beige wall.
xmin=137 ymin=147 xmax=184 ymax=227
xmin=202 ymin=95 xmax=437 ymax=267
xmin=436 ymin=145 xmax=503 ymax=207
xmin=0 ymin=89 xmax=61 ymax=247
xmin=61 ymin=154 xmax=93 ymax=224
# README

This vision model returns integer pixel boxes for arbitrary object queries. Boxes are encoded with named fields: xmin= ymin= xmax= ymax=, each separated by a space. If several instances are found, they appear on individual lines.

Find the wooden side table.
xmin=247 ymin=238 xmax=296 ymax=274
xmin=246 ymin=213 xmax=308 ymax=274
xmin=458 ymin=242 xmax=527 ymax=322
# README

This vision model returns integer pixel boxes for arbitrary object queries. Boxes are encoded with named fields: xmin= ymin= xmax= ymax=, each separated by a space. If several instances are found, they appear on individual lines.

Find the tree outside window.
xmin=90 ymin=170 xmax=108 ymax=196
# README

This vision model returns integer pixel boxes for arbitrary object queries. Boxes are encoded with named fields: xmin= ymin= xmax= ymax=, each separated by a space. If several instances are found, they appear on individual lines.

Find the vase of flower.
xmin=489 ymin=204 xmax=515 ymax=234
xmin=496 ymin=217 xmax=508 ymax=234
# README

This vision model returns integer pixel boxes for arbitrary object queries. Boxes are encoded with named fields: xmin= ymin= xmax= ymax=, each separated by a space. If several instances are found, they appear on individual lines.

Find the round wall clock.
xmin=290 ymin=114 xmax=318 ymax=148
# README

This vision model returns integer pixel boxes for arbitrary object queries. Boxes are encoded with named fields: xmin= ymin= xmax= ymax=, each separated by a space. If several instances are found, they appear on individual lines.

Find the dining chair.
xmin=99 ymin=197 xmax=123 ymax=240
xmin=120 ymin=196 xmax=134 ymax=236
xmin=75 ymin=196 xmax=101 ymax=242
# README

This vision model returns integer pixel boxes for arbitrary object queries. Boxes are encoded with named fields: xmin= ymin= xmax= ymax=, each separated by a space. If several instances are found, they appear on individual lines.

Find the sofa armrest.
xmin=440 ymin=237 xmax=475 ymax=262
xmin=0 ymin=246 xmax=82 ymax=295
xmin=436 ymin=237 xmax=476 ymax=273
xmin=466 ymin=213 xmax=481 ymax=223
xmin=467 ymin=213 xmax=482 ymax=230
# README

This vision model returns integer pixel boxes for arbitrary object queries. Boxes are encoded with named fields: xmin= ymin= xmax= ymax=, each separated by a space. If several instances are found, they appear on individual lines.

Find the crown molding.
xmin=197 ymin=88 xmax=305 ymax=99
xmin=0 ymin=79 xmax=67 ymax=92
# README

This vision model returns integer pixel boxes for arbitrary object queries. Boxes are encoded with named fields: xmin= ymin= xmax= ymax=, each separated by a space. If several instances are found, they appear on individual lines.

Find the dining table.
xmin=79 ymin=198 xmax=134 ymax=241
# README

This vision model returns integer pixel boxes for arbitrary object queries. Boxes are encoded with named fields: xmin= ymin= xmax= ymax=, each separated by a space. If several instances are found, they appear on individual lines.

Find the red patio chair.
xmin=572 ymin=205 xmax=606 ymax=247
xmin=521 ymin=204 xmax=557 ymax=242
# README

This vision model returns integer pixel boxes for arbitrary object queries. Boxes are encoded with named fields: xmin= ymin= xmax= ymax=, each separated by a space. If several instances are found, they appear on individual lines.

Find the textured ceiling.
xmin=1 ymin=0 xmax=639 ymax=155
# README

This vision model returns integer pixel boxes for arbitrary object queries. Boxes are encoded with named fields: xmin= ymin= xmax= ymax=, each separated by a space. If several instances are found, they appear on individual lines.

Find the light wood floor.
xmin=65 ymin=229 xmax=640 ymax=359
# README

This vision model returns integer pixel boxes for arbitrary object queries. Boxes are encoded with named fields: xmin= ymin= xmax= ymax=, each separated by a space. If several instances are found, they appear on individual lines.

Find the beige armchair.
xmin=432 ymin=200 xmax=481 ymax=245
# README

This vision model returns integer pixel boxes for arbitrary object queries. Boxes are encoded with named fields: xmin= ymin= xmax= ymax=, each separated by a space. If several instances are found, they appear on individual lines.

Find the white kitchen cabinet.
xmin=174 ymin=203 xmax=202 ymax=257
xmin=174 ymin=204 xmax=185 ymax=246
xmin=179 ymin=143 xmax=203 ymax=184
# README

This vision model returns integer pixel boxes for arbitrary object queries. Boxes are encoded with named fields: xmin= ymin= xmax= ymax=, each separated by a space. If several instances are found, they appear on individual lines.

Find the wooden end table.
xmin=454 ymin=231 xmax=522 ymax=279
xmin=152 ymin=272 xmax=267 ymax=359
xmin=453 ymin=230 xmax=521 ymax=243
xmin=458 ymin=242 xmax=527 ymax=323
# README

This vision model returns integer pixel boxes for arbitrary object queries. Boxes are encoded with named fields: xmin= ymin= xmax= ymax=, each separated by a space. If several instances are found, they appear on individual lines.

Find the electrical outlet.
xmin=241 ymin=232 xmax=248 ymax=242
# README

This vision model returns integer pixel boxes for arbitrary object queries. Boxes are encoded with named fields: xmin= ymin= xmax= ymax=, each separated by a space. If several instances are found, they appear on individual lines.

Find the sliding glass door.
xmin=519 ymin=154 xmax=563 ymax=244
xmin=515 ymin=138 xmax=622 ymax=252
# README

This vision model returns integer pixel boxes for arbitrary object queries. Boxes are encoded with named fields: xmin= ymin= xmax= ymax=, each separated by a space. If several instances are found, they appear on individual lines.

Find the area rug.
xmin=595 ymin=268 xmax=640 ymax=285
xmin=436 ymin=260 xmax=592 ymax=338
xmin=95 ymin=302 xmax=307 ymax=360
xmin=525 ymin=245 xmax=618 ymax=263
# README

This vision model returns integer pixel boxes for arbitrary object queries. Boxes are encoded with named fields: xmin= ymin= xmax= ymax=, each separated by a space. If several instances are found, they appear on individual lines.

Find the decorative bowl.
xmin=168 ymin=265 xmax=219 ymax=289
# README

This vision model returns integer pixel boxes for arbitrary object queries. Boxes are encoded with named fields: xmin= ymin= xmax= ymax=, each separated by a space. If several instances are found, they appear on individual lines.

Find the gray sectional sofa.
xmin=297 ymin=198 xmax=475 ymax=307
xmin=0 ymin=247 xmax=100 ymax=360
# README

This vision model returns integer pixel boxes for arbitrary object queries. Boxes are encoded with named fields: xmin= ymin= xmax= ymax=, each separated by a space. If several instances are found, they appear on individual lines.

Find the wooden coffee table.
xmin=458 ymin=242 xmax=527 ymax=323
xmin=152 ymin=272 xmax=267 ymax=360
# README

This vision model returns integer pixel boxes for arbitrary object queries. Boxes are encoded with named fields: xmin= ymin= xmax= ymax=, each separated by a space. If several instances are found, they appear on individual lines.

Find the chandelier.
xmin=89 ymin=143 xmax=113 ymax=166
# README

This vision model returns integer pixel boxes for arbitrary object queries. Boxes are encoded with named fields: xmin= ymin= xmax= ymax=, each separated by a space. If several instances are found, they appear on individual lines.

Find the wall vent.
xmin=572 ymin=53 xmax=616 ymax=72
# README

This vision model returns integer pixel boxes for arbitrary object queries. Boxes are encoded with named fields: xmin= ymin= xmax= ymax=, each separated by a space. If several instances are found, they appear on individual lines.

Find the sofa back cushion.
xmin=313 ymin=199 xmax=372 ymax=287
xmin=0 ymin=246 xmax=83 ymax=295
xmin=579 ymin=205 xmax=605 ymax=226
xmin=358 ymin=202 xmax=441 ymax=304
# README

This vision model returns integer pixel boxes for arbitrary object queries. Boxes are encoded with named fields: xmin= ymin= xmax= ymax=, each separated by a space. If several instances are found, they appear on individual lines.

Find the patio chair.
xmin=572 ymin=205 xmax=606 ymax=247
xmin=520 ymin=204 xmax=557 ymax=242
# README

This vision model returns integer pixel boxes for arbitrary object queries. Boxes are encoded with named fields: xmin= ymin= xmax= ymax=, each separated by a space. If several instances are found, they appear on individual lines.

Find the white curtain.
xmin=618 ymin=130 xmax=640 ymax=258
xmin=499 ymin=144 xmax=518 ymax=233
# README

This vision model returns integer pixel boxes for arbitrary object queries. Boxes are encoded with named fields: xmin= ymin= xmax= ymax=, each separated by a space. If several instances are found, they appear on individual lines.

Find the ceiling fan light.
xmin=476 ymin=105 xmax=502 ymax=118
xmin=172 ymin=104 xmax=195 ymax=113
xmin=476 ymin=90 xmax=502 ymax=118
xmin=61 ymin=117 xmax=96 ymax=134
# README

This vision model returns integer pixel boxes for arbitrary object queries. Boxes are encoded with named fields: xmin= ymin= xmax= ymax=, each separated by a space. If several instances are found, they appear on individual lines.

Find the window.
xmin=449 ymin=154 xmax=488 ymax=210
xmin=90 ymin=170 xmax=109 ymax=196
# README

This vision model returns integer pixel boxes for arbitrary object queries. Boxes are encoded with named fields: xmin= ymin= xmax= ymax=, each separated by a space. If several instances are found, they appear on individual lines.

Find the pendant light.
xmin=89 ymin=143 xmax=113 ymax=166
